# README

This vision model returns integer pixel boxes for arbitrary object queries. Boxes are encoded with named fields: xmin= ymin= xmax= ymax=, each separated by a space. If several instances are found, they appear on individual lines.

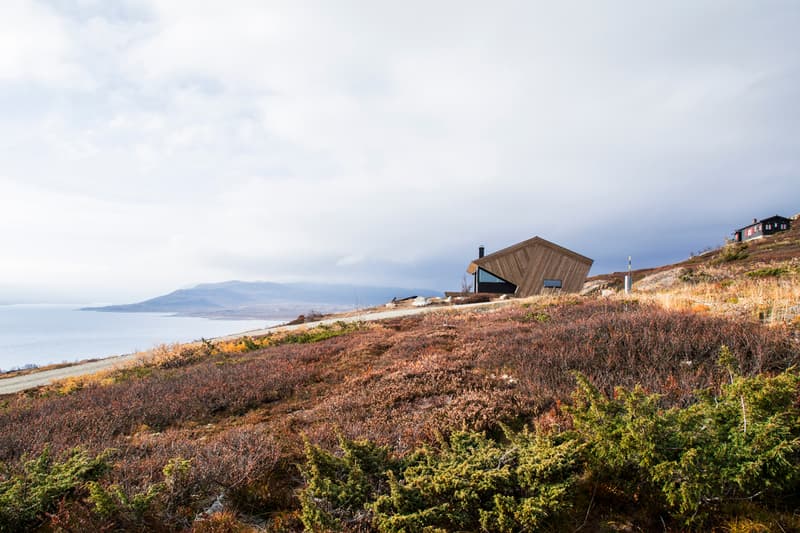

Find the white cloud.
xmin=1 ymin=1 xmax=799 ymax=299
xmin=0 ymin=0 xmax=89 ymax=86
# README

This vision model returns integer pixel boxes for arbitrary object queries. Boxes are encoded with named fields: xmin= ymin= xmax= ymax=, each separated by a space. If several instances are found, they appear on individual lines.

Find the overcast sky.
xmin=1 ymin=1 xmax=799 ymax=302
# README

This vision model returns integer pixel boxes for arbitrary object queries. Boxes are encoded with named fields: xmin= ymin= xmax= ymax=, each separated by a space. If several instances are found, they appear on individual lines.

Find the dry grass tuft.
xmin=632 ymin=259 xmax=800 ymax=325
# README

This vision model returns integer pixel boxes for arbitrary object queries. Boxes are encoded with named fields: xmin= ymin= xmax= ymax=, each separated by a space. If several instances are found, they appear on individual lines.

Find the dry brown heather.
xmin=0 ymin=298 xmax=797 ymax=528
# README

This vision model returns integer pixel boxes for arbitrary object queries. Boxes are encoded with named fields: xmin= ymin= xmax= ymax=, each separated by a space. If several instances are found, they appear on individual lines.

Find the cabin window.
xmin=478 ymin=269 xmax=506 ymax=283
xmin=543 ymin=279 xmax=562 ymax=289
xmin=766 ymin=224 xmax=771 ymax=230
xmin=781 ymin=224 xmax=787 ymax=229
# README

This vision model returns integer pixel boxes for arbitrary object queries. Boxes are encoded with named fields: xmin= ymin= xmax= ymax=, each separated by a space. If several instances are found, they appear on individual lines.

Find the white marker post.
xmin=624 ymin=256 xmax=632 ymax=294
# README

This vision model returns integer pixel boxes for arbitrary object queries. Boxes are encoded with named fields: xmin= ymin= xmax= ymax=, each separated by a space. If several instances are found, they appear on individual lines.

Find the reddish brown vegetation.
xmin=0 ymin=300 xmax=796 ymax=528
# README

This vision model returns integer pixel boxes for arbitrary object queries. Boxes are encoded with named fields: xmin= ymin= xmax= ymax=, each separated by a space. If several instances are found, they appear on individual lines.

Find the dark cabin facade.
xmin=471 ymin=245 xmax=517 ymax=294
xmin=475 ymin=267 xmax=518 ymax=294
xmin=733 ymin=215 xmax=791 ymax=242
xmin=467 ymin=236 xmax=593 ymax=297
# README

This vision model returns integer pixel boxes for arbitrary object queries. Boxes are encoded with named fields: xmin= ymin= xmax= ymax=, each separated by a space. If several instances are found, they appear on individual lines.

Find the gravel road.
xmin=0 ymin=299 xmax=508 ymax=395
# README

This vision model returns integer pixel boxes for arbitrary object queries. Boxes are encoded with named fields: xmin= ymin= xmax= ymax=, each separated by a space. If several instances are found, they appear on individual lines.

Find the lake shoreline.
xmin=0 ymin=304 xmax=278 ymax=372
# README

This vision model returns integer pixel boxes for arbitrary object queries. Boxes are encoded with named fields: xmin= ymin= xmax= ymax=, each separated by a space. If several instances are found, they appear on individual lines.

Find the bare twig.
xmin=741 ymin=394 xmax=748 ymax=434
xmin=574 ymin=482 xmax=597 ymax=532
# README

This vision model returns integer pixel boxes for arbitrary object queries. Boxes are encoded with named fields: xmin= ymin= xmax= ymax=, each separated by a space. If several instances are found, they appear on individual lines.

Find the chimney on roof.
xmin=478 ymin=245 xmax=485 ymax=258
xmin=753 ymin=218 xmax=758 ymax=224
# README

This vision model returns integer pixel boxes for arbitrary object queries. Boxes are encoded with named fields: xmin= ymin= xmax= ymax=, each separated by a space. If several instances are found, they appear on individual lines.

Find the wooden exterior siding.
xmin=467 ymin=236 xmax=593 ymax=296
xmin=733 ymin=215 xmax=791 ymax=242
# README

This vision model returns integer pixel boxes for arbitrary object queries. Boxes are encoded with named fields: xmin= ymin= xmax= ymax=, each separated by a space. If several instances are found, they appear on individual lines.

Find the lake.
xmin=0 ymin=304 xmax=278 ymax=371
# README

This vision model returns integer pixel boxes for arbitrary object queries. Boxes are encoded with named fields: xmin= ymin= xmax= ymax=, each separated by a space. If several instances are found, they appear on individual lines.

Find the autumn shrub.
xmin=147 ymin=341 xmax=214 ymax=369
xmin=716 ymin=242 xmax=750 ymax=263
xmin=86 ymin=425 xmax=283 ymax=530
xmin=0 ymin=350 xmax=306 ymax=461
xmin=0 ymin=446 xmax=110 ymax=531
xmin=192 ymin=510 xmax=252 ymax=532
xmin=467 ymin=301 xmax=794 ymax=407
xmin=216 ymin=336 xmax=266 ymax=354
xmin=191 ymin=425 xmax=282 ymax=495
xmin=274 ymin=301 xmax=794 ymax=460
xmin=214 ymin=322 xmax=360 ymax=354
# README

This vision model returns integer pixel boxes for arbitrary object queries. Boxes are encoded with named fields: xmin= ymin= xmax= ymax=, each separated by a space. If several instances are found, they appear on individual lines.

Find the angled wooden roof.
xmin=467 ymin=236 xmax=593 ymax=274
xmin=466 ymin=236 xmax=593 ymax=296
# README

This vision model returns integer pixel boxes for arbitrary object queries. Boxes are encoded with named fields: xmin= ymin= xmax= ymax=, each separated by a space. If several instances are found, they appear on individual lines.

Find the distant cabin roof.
xmin=733 ymin=215 xmax=790 ymax=233
xmin=467 ymin=236 xmax=593 ymax=275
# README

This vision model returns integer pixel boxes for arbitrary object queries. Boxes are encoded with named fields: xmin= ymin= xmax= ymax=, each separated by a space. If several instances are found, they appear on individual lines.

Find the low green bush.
xmin=281 ymin=321 xmax=360 ymax=345
xmin=87 ymin=480 xmax=161 ymax=521
xmin=570 ymin=347 xmax=800 ymax=525
xmin=716 ymin=243 xmax=749 ymax=263
xmin=373 ymin=429 xmax=580 ymax=533
xmin=301 ymin=429 xmax=581 ymax=532
xmin=300 ymin=436 xmax=399 ymax=531
xmin=746 ymin=266 xmax=789 ymax=278
xmin=0 ymin=447 xmax=110 ymax=531
xmin=517 ymin=311 xmax=551 ymax=323
xmin=233 ymin=322 xmax=361 ymax=353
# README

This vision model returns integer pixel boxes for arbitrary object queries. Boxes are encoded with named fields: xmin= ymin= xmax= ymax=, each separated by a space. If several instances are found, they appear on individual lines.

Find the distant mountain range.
xmin=83 ymin=281 xmax=441 ymax=320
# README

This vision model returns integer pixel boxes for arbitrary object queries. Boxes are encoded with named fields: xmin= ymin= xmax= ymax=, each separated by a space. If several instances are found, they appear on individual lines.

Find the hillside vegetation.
xmin=2 ymin=289 xmax=799 ymax=531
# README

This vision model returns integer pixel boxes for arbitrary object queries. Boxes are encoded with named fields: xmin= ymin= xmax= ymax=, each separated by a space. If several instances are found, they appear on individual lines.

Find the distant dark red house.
xmin=733 ymin=215 xmax=791 ymax=242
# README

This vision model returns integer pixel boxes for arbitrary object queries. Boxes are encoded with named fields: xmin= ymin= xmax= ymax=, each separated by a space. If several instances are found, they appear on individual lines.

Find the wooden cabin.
xmin=467 ymin=236 xmax=593 ymax=296
xmin=733 ymin=215 xmax=791 ymax=242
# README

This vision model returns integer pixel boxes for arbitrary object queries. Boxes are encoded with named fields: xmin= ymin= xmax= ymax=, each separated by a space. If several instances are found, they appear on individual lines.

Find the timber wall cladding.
xmin=470 ymin=237 xmax=593 ymax=296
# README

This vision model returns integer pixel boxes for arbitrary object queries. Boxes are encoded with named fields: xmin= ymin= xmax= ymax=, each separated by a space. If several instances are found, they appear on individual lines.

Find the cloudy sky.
xmin=1 ymin=1 xmax=799 ymax=302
